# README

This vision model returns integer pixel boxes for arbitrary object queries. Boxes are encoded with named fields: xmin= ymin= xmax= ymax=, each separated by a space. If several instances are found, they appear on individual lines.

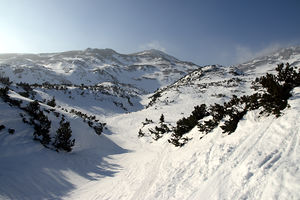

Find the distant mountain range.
xmin=0 ymin=48 xmax=199 ymax=93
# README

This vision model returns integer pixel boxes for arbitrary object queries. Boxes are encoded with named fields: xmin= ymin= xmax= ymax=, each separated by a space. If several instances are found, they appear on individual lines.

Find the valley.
xmin=0 ymin=47 xmax=300 ymax=200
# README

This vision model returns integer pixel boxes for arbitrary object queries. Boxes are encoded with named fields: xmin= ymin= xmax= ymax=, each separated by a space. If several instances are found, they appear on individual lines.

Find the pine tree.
xmin=26 ymin=100 xmax=40 ymax=116
xmin=33 ymin=111 xmax=51 ymax=145
xmin=0 ymin=87 xmax=9 ymax=101
xmin=159 ymin=114 xmax=165 ymax=123
xmin=54 ymin=118 xmax=75 ymax=152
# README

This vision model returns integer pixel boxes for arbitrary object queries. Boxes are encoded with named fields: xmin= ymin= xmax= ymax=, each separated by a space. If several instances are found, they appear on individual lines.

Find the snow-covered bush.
xmin=149 ymin=123 xmax=171 ymax=141
xmin=138 ymin=115 xmax=172 ymax=140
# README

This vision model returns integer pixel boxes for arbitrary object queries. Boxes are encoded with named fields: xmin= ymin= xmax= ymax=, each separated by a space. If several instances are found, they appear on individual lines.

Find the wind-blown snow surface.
xmin=1 ymin=47 xmax=300 ymax=200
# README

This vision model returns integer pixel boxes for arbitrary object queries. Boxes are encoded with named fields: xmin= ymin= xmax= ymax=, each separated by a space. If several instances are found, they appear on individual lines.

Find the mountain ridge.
xmin=0 ymin=48 xmax=200 ymax=94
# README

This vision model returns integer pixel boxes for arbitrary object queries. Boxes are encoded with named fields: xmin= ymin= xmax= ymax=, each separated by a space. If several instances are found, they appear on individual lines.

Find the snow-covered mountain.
xmin=0 ymin=48 xmax=200 ymax=116
xmin=1 ymin=46 xmax=300 ymax=200
xmin=0 ymin=48 xmax=199 ymax=93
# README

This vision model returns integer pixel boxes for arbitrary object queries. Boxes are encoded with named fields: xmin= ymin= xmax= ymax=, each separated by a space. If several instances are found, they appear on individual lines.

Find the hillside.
xmin=0 ymin=47 xmax=300 ymax=200
xmin=147 ymin=46 xmax=300 ymax=112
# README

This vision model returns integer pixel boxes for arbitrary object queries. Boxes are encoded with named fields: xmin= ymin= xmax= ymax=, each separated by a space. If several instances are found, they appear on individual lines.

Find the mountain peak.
xmin=133 ymin=49 xmax=179 ymax=62
xmin=136 ymin=49 xmax=168 ymax=56
xmin=84 ymin=48 xmax=118 ymax=55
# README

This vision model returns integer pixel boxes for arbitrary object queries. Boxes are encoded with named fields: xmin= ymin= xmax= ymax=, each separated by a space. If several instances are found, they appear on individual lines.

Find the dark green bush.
xmin=26 ymin=100 xmax=40 ymax=116
xmin=221 ymin=109 xmax=247 ymax=134
xmin=18 ymin=91 xmax=30 ymax=98
xmin=0 ymin=125 xmax=5 ymax=131
xmin=8 ymin=128 xmax=15 ymax=134
xmin=0 ymin=87 xmax=9 ymax=100
xmin=93 ymin=123 xmax=104 ymax=135
xmin=169 ymin=104 xmax=208 ymax=146
xmin=149 ymin=123 xmax=170 ymax=140
xmin=0 ymin=77 xmax=11 ymax=86
xmin=138 ymin=129 xmax=144 ymax=137
xmin=47 ymin=97 xmax=56 ymax=107
xmin=253 ymin=63 xmax=300 ymax=117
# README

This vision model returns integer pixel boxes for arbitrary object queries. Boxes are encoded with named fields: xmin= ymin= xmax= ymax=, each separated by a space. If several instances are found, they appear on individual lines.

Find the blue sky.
xmin=0 ymin=0 xmax=300 ymax=65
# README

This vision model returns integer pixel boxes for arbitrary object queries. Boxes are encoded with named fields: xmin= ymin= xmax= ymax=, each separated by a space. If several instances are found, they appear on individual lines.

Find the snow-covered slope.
xmin=0 ymin=90 xmax=123 ymax=200
xmin=146 ymin=64 xmax=249 ymax=112
xmin=147 ymin=46 xmax=300 ymax=115
xmin=65 ymin=87 xmax=300 ymax=200
xmin=1 ymin=46 xmax=300 ymax=200
xmin=238 ymin=46 xmax=300 ymax=74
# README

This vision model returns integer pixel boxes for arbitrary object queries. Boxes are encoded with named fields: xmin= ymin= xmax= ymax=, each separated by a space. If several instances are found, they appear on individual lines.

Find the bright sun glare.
xmin=0 ymin=33 xmax=23 ymax=53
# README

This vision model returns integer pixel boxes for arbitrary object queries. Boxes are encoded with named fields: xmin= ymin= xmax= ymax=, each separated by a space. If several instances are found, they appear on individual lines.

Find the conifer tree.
xmin=26 ymin=100 xmax=40 ymax=116
xmin=54 ymin=118 xmax=75 ymax=152
xmin=33 ymin=111 xmax=51 ymax=145
xmin=159 ymin=114 xmax=165 ymax=123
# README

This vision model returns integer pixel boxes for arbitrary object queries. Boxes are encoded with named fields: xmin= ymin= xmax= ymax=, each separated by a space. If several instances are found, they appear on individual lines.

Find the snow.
xmin=1 ymin=47 xmax=300 ymax=199
xmin=61 ymin=88 xmax=300 ymax=200
xmin=0 ymin=97 xmax=129 ymax=200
